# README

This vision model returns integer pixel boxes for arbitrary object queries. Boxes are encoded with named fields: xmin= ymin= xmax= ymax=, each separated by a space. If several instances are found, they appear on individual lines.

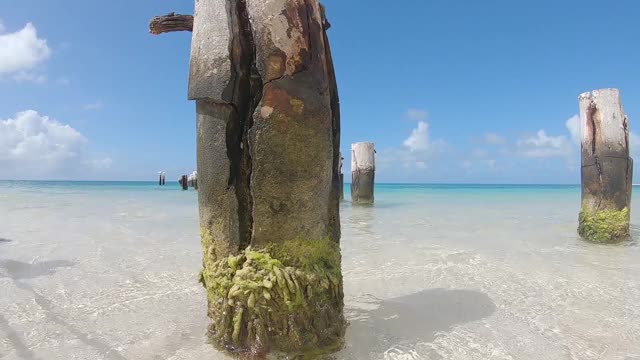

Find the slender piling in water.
xmin=151 ymin=0 xmax=345 ymax=357
xmin=181 ymin=175 xmax=188 ymax=191
xmin=351 ymin=142 xmax=375 ymax=204
xmin=339 ymin=154 xmax=344 ymax=200
xmin=578 ymin=88 xmax=633 ymax=243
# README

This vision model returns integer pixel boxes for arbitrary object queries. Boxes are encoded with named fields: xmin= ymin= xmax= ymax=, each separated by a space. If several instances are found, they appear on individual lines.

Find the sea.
xmin=1 ymin=181 xmax=640 ymax=359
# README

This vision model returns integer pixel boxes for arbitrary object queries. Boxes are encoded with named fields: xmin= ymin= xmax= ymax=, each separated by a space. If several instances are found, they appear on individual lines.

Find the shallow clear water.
xmin=1 ymin=181 xmax=640 ymax=359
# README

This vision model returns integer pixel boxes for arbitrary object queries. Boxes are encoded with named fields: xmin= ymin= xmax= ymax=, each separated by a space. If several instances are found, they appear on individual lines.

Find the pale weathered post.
xmin=192 ymin=171 xmax=198 ymax=190
xmin=578 ymin=88 xmax=633 ymax=242
xmin=351 ymin=142 xmax=375 ymax=204
xmin=339 ymin=153 xmax=344 ymax=200
xmin=150 ymin=0 xmax=344 ymax=357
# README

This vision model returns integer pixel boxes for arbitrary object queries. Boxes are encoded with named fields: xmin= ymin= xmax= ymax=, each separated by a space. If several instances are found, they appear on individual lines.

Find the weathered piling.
xmin=351 ymin=142 xmax=375 ymax=204
xmin=158 ymin=172 xmax=163 ymax=186
xmin=578 ymin=88 xmax=633 ymax=243
xmin=150 ymin=0 xmax=344 ymax=357
xmin=188 ymin=171 xmax=198 ymax=190
xmin=180 ymin=175 xmax=188 ymax=190
xmin=339 ymin=154 xmax=344 ymax=200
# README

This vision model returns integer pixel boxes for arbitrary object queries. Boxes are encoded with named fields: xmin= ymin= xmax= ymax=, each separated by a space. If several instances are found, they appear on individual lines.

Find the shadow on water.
xmin=335 ymin=289 xmax=496 ymax=359
xmin=0 ymin=259 xmax=75 ymax=280
xmin=0 ymin=313 xmax=40 ymax=360
xmin=0 ymin=259 xmax=128 ymax=360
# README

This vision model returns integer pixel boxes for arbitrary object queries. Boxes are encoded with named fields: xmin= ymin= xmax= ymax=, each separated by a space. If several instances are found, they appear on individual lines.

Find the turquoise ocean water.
xmin=1 ymin=181 xmax=640 ymax=359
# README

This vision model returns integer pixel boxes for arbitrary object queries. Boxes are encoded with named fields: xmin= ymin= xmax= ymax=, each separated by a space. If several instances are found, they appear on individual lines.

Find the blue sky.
xmin=1 ymin=0 xmax=640 ymax=183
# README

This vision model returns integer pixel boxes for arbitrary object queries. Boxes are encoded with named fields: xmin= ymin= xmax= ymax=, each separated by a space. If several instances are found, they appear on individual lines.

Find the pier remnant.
xmin=149 ymin=0 xmax=345 ymax=357
xmin=578 ymin=88 xmax=633 ymax=242
xmin=180 ymin=175 xmax=188 ymax=191
xmin=339 ymin=154 xmax=344 ymax=200
xmin=351 ymin=142 xmax=375 ymax=204
xmin=188 ymin=171 xmax=198 ymax=190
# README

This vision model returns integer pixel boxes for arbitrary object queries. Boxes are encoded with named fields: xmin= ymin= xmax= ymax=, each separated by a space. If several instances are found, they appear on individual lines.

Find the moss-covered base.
xmin=199 ymin=240 xmax=346 ymax=358
xmin=578 ymin=207 xmax=630 ymax=243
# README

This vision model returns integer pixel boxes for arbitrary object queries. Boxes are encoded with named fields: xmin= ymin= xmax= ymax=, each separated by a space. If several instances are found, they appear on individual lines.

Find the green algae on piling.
xmin=199 ymin=241 xmax=345 ymax=358
xmin=578 ymin=207 xmax=630 ymax=243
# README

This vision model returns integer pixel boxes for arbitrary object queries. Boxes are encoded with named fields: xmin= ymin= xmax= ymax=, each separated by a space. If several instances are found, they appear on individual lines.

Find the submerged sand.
xmin=1 ymin=184 xmax=640 ymax=359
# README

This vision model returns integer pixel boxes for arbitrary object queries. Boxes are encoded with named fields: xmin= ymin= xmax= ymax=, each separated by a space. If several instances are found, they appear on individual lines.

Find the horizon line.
xmin=0 ymin=179 xmax=589 ymax=186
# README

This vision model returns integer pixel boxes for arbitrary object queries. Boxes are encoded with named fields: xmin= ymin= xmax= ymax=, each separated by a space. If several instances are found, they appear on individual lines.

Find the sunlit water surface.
xmin=1 ymin=181 xmax=640 ymax=359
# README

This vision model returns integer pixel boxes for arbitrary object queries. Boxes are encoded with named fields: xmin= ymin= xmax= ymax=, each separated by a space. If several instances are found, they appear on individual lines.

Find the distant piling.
xmin=339 ymin=153 xmax=344 ymax=200
xmin=158 ymin=171 xmax=166 ymax=186
xmin=351 ymin=142 xmax=375 ymax=204
xmin=180 ymin=175 xmax=188 ymax=190
xmin=188 ymin=171 xmax=198 ymax=190
xmin=578 ymin=88 xmax=633 ymax=242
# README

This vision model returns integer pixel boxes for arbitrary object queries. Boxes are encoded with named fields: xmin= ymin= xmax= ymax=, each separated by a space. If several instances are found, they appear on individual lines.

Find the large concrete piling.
xmin=578 ymin=88 xmax=633 ymax=243
xmin=351 ymin=142 xmax=375 ymax=204
xmin=151 ymin=0 xmax=344 ymax=357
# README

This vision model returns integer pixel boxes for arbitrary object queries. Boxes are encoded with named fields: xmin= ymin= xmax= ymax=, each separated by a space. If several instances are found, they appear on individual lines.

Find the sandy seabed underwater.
xmin=1 ymin=181 xmax=640 ymax=360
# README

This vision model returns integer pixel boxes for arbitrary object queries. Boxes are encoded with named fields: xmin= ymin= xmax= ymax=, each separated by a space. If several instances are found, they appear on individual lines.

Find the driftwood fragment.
xmin=149 ymin=13 xmax=193 ymax=35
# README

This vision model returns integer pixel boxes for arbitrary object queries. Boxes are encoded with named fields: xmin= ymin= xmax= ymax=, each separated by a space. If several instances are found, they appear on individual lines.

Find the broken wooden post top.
xmin=149 ymin=13 xmax=194 ymax=35
xmin=351 ymin=142 xmax=375 ymax=171
xmin=578 ymin=88 xmax=628 ymax=158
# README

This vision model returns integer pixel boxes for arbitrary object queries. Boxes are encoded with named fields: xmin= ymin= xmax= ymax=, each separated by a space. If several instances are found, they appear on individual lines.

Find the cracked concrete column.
xmin=578 ymin=88 xmax=633 ymax=242
xmin=351 ymin=142 xmax=375 ymax=204
xmin=187 ymin=0 xmax=345 ymax=357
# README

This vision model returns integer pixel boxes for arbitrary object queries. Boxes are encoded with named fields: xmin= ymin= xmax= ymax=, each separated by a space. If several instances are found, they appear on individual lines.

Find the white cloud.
xmin=403 ymin=121 xmax=431 ymax=151
xmin=406 ymin=109 xmax=428 ymax=121
xmin=565 ymin=114 xmax=580 ymax=145
xmin=516 ymin=130 xmax=573 ymax=158
xmin=378 ymin=119 xmax=447 ymax=171
xmin=0 ymin=20 xmax=5 ymax=33
xmin=83 ymin=101 xmax=104 ymax=111
xmin=0 ymin=23 xmax=51 ymax=80
xmin=483 ymin=132 xmax=506 ymax=145
xmin=487 ymin=159 xmax=497 ymax=169
xmin=0 ymin=110 xmax=111 ymax=178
